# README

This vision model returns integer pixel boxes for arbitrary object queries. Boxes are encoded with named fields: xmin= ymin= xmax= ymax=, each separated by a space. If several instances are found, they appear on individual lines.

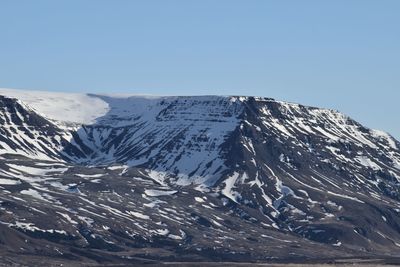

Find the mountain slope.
xmin=0 ymin=88 xmax=399 ymax=265
xmin=74 ymin=95 xmax=244 ymax=185
xmin=220 ymin=97 xmax=400 ymax=251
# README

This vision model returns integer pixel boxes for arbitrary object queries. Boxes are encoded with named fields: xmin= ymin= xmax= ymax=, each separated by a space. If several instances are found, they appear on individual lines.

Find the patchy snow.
xmin=221 ymin=172 xmax=242 ymax=203
xmin=273 ymin=182 xmax=296 ymax=209
xmin=194 ymin=197 xmax=205 ymax=203
xmin=371 ymin=129 xmax=397 ymax=149
xmin=75 ymin=174 xmax=104 ymax=178
xmin=355 ymin=156 xmax=381 ymax=170
xmin=9 ymin=221 xmax=67 ymax=235
xmin=0 ymin=178 xmax=20 ymax=185
xmin=107 ymin=165 xmax=129 ymax=171
xmin=1 ymin=91 xmax=243 ymax=185
xmin=155 ymin=229 xmax=170 ymax=236
xmin=144 ymin=189 xmax=178 ymax=197
xmin=333 ymin=241 xmax=342 ymax=247
xmin=7 ymin=164 xmax=68 ymax=176
xmin=20 ymin=189 xmax=47 ymax=201
xmin=127 ymin=211 xmax=150 ymax=220
xmin=56 ymin=212 xmax=78 ymax=224
xmin=168 ymin=234 xmax=183 ymax=240
xmin=326 ymin=190 xmax=364 ymax=203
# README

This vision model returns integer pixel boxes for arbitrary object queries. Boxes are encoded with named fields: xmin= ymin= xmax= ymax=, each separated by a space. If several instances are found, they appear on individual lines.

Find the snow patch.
xmin=0 ymin=88 xmax=110 ymax=124
xmin=144 ymin=189 xmax=177 ymax=197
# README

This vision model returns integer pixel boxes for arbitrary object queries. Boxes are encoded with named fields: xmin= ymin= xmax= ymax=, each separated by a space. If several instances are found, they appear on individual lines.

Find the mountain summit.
xmin=0 ymin=88 xmax=399 ymax=265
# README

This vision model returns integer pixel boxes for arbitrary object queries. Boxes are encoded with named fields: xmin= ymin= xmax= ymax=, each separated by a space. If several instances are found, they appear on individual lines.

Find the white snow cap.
xmin=0 ymin=88 xmax=109 ymax=124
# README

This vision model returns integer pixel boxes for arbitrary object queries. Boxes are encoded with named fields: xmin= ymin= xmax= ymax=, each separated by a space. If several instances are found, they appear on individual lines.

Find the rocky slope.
xmin=0 ymin=89 xmax=399 ymax=265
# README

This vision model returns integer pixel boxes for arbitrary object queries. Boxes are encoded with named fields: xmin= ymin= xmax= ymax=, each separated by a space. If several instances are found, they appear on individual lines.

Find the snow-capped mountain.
xmin=0 ymin=88 xmax=399 ymax=265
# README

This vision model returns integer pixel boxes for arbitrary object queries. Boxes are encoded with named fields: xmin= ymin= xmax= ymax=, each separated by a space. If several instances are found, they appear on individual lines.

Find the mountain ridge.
xmin=0 ymin=89 xmax=399 ymax=265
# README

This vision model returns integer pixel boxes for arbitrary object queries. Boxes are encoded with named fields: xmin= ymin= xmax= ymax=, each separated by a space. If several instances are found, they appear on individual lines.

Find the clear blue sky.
xmin=0 ymin=1 xmax=399 ymax=139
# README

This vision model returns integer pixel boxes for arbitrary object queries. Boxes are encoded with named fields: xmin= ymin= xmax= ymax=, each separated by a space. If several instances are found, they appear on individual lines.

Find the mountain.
xmin=0 ymin=88 xmax=399 ymax=266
